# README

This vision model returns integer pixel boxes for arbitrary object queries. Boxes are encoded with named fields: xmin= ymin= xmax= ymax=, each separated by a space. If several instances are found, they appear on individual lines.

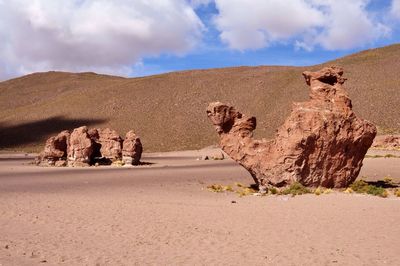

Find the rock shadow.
xmin=0 ymin=116 xmax=107 ymax=149
xmin=366 ymin=180 xmax=399 ymax=189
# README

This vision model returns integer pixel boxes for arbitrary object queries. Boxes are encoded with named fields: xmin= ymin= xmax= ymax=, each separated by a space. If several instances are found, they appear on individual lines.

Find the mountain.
xmin=1 ymin=44 xmax=399 ymax=152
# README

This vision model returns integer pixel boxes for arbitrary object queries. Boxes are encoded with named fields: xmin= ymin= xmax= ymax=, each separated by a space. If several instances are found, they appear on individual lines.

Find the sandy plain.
xmin=0 ymin=149 xmax=399 ymax=266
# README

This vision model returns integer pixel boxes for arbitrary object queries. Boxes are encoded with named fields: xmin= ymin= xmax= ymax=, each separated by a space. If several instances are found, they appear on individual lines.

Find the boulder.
xmin=36 ymin=130 xmax=70 ymax=166
xmin=93 ymin=128 xmax=123 ymax=162
xmin=122 ymin=130 xmax=142 ymax=165
xmin=200 ymin=150 xmax=225 ymax=160
xmin=207 ymin=66 xmax=376 ymax=190
xmin=87 ymin=128 xmax=102 ymax=158
xmin=67 ymin=126 xmax=94 ymax=167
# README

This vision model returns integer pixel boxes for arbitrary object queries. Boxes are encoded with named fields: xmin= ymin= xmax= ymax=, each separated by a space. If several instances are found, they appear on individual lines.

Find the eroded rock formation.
xmin=207 ymin=66 xmax=376 ymax=190
xmin=122 ymin=130 xmax=143 ymax=165
xmin=93 ymin=128 xmax=123 ymax=162
xmin=37 ymin=127 xmax=142 ymax=167
xmin=36 ymin=130 xmax=70 ymax=166
xmin=68 ymin=126 xmax=94 ymax=167
xmin=372 ymin=135 xmax=400 ymax=150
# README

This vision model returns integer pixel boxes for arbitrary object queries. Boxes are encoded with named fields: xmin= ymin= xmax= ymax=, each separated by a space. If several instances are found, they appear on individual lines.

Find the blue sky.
xmin=138 ymin=0 xmax=400 ymax=76
xmin=1 ymin=0 xmax=400 ymax=80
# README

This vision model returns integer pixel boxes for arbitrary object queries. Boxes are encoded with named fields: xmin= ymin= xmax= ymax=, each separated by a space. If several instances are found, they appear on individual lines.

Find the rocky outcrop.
xmin=35 ymin=130 xmax=70 ymax=166
xmin=37 ymin=127 xmax=141 ymax=167
xmin=67 ymin=126 xmax=94 ymax=167
xmin=122 ymin=130 xmax=142 ymax=165
xmin=207 ymin=66 xmax=376 ymax=190
xmin=372 ymin=135 xmax=400 ymax=150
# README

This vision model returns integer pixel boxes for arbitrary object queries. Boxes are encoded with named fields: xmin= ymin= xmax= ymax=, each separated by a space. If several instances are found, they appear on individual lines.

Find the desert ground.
xmin=0 ymin=148 xmax=399 ymax=266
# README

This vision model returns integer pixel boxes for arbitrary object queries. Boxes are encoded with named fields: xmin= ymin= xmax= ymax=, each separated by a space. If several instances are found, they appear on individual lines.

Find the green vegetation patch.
xmin=349 ymin=180 xmax=388 ymax=197
xmin=281 ymin=182 xmax=311 ymax=196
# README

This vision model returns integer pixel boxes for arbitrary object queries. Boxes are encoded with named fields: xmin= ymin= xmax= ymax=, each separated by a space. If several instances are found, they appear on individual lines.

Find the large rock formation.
xmin=67 ymin=126 xmax=94 ymax=167
xmin=37 ymin=127 xmax=141 ymax=167
xmin=90 ymin=128 xmax=123 ymax=162
xmin=122 ymin=130 xmax=142 ymax=165
xmin=207 ymin=66 xmax=376 ymax=190
xmin=35 ymin=130 xmax=70 ymax=166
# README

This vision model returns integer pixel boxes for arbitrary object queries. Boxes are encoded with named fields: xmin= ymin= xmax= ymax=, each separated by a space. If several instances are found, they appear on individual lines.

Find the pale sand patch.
xmin=0 ymin=150 xmax=399 ymax=265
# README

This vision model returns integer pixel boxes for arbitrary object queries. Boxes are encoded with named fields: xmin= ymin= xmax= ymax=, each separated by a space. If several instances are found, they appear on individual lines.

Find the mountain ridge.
xmin=1 ymin=44 xmax=399 ymax=152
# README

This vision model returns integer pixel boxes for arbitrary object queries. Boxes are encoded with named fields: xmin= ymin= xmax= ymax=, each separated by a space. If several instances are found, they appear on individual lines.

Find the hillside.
xmin=1 ymin=44 xmax=399 ymax=152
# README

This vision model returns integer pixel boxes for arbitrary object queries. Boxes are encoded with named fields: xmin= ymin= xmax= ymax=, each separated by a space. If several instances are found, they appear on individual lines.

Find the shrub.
xmin=236 ymin=187 xmax=258 ymax=197
xmin=269 ymin=187 xmax=278 ymax=195
xmin=314 ymin=187 xmax=322 ymax=196
xmin=282 ymin=182 xmax=310 ymax=196
xmin=207 ymin=184 xmax=233 ymax=193
xmin=349 ymin=180 xmax=388 ymax=197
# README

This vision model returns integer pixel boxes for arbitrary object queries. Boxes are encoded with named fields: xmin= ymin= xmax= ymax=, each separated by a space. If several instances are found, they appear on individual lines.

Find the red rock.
xmin=372 ymin=135 xmax=400 ymax=150
xmin=122 ymin=130 xmax=142 ymax=165
xmin=67 ymin=126 xmax=93 ymax=166
xmin=36 ymin=130 xmax=70 ymax=166
xmin=95 ymin=128 xmax=123 ymax=161
xmin=207 ymin=66 xmax=376 ymax=190
xmin=87 ymin=128 xmax=100 ymax=140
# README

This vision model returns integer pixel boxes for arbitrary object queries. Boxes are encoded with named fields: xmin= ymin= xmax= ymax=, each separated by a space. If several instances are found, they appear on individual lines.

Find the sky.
xmin=0 ymin=0 xmax=400 ymax=80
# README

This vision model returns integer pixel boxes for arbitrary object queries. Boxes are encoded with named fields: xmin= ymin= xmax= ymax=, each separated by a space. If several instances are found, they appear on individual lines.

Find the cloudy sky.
xmin=0 ymin=0 xmax=399 ymax=80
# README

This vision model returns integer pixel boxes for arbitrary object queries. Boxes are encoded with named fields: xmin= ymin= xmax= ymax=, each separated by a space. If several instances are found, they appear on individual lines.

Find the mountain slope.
xmin=1 ymin=44 xmax=399 ymax=152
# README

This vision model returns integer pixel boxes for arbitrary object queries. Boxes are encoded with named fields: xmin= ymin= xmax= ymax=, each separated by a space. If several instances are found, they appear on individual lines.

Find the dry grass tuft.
xmin=207 ymin=184 xmax=234 ymax=193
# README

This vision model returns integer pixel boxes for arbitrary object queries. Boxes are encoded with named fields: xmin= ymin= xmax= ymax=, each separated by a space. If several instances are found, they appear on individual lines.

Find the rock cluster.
xmin=372 ymin=135 xmax=400 ymax=150
xmin=207 ymin=66 xmax=376 ymax=190
xmin=36 ymin=126 xmax=142 ymax=167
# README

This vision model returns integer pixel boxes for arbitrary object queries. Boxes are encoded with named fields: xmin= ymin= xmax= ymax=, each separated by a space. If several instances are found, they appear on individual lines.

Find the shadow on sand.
xmin=0 ymin=116 xmax=107 ymax=149
xmin=366 ymin=180 xmax=399 ymax=189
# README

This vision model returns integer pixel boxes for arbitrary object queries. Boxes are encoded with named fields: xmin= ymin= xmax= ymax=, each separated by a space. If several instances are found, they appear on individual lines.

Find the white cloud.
xmin=391 ymin=0 xmax=400 ymax=19
xmin=213 ymin=0 xmax=389 ymax=51
xmin=0 ymin=0 xmax=204 ymax=80
xmin=314 ymin=0 xmax=390 ymax=50
xmin=214 ymin=0 xmax=324 ymax=50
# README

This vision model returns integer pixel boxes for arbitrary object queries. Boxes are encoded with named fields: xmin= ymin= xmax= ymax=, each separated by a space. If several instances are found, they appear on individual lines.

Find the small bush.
xmin=282 ymin=182 xmax=310 ymax=196
xmin=350 ymin=180 xmax=388 ymax=197
xmin=269 ymin=187 xmax=278 ymax=195
xmin=383 ymin=176 xmax=394 ymax=184
xmin=314 ymin=187 xmax=322 ymax=196
xmin=234 ymin=182 xmax=245 ymax=188
xmin=207 ymin=182 xmax=258 ymax=196
xmin=112 ymin=160 xmax=125 ymax=167
xmin=236 ymin=187 xmax=258 ymax=197
xmin=207 ymin=184 xmax=233 ymax=193
xmin=344 ymin=187 xmax=354 ymax=194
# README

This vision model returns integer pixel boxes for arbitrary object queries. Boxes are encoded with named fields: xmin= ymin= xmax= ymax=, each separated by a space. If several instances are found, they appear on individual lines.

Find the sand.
xmin=0 ymin=149 xmax=399 ymax=265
